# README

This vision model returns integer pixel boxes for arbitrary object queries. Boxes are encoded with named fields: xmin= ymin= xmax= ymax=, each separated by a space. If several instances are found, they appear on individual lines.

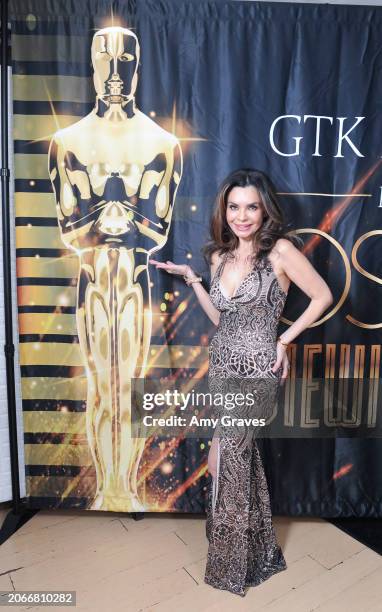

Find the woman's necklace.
xmin=231 ymin=248 xmax=258 ymax=266
xmin=226 ymin=249 xmax=259 ymax=280
xmin=232 ymin=252 xmax=253 ymax=265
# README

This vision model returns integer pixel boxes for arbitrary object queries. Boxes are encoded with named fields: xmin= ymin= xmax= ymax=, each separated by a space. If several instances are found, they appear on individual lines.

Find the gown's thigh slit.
xmin=211 ymin=436 xmax=220 ymax=516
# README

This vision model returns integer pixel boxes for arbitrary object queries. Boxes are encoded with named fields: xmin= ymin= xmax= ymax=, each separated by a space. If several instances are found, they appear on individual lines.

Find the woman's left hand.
xmin=271 ymin=341 xmax=290 ymax=384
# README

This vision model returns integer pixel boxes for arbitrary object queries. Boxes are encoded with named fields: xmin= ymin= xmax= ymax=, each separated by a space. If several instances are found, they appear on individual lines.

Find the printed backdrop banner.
xmin=9 ymin=0 xmax=382 ymax=515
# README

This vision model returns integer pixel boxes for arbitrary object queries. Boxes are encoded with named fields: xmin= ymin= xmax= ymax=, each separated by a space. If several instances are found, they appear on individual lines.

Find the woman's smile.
xmin=234 ymin=223 xmax=253 ymax=232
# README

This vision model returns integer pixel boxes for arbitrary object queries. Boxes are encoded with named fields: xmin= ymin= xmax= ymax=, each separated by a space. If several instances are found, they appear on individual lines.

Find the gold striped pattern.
xmin=19 ymin=313 xmax=77 ymax=336
xmin=23 ymin=411 xmax=86 ymax=433
xmin=22 ymin=377 xmax=87 ymax=400
xmin=14 ymin=114 xmax=80 ymax=141
xmin=12 ymin=35 xmax=93 ymax=63
xmin=25 ymin=444 xmax=92 ymax=466
xmin=15 ymin=154 xmax=52 ymax=180
xmin=17 ymin=257 xmax=78 ymax=278
xmin=19 ymin=342 xmax=82 ymax=366
xmin=17 ymin=285 xmax=76 ymax=306
xmin=26 ymin=476 xmax=95 ymax=497
xmin=13 ymin=75 xmax=92 ymax=102
xmin=15 ymin=193 xmax=59 ymax=218
xmin=18 ymin=307 xmax=176 ymax=336
xmin=16 ymin=226 xmax=64 ymax=249
xmin=19 ymin=342 xmax=207 ymax=368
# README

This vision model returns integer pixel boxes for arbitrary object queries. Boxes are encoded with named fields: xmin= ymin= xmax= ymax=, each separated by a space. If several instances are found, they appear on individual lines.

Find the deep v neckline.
xmin=218 ymin=252 xmax=257 ymax=300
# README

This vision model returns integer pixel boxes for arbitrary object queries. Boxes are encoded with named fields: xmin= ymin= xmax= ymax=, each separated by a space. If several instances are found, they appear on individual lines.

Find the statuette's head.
xmin=91 ymin=26 xmax=140 ymax=105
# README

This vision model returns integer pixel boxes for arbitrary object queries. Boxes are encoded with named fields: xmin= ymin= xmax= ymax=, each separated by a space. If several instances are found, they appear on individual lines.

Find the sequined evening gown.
xmin=204 ymin=251 xmax=288 ymax=596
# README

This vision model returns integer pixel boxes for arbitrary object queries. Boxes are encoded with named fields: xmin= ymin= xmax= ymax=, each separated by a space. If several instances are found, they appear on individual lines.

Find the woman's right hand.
xmin=149 ymin=258 xmax=192 ymax=278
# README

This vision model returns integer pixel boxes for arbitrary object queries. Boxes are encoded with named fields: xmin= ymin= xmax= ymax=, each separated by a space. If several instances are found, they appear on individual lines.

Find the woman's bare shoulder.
xmin=210 ymin=250 xmax=226 ymax=278
xmin=274 ymin=237 xmax=296 ymax=254
xmin=210 ymin=250 xmax=224 ymax=266
xmin=269 ymin=238 xmax=298 ymax=261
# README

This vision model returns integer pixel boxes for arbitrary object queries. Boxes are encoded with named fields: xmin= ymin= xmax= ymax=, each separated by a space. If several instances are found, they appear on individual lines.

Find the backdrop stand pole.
xmin=0 ymin=0 xmax=38 ymax=545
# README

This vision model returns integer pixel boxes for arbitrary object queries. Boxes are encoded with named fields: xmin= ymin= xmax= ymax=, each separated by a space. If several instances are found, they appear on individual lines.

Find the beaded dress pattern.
xmin=204 ymin=251 xmax=288 ymax=596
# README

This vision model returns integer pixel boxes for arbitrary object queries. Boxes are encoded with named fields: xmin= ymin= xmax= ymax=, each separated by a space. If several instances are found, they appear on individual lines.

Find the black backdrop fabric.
xmin=9 ymin=0 xmax=382 ymax=515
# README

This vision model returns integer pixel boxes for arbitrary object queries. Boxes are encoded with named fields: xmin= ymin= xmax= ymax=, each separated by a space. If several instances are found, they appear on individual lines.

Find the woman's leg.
xmin=208 ymin=431 xmax=221 ymax=513
xmin=207 ymin=434 xmax=219 ymax=480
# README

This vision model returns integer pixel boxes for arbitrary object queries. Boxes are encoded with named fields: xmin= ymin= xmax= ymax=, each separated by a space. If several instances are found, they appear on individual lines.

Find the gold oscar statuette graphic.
xmin=48 ymin=26 xmax=183 ymax=511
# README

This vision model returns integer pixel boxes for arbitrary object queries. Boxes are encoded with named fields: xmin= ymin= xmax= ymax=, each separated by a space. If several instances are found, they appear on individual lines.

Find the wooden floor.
xmin=1 ymin=507 xmax=382 ymax=611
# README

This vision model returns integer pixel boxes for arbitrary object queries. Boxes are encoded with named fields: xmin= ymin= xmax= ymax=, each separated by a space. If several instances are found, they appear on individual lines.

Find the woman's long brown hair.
xmin=202 ymin=168 xmax=303 ymax=265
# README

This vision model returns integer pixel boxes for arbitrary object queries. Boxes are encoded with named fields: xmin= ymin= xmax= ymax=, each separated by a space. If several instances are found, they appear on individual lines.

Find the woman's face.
xmin=226 ymin=185 xmax=266 ymax=240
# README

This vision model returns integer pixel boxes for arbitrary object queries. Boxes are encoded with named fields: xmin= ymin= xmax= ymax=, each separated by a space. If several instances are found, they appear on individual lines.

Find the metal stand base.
xmin=0 ymin=503 xmax=39 ymax=545
xmin=130 ymin=512 xmax=145 ymax=521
